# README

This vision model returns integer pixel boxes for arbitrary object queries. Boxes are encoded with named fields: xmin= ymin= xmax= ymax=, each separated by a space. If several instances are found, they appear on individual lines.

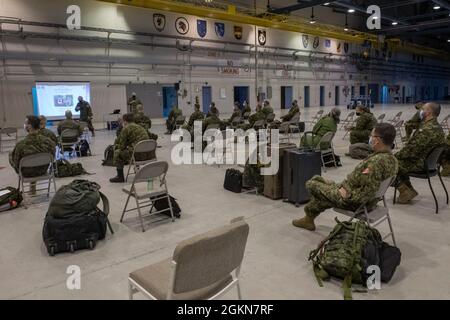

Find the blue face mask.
xmin=419 ymin=110 xmax=425 ymax=120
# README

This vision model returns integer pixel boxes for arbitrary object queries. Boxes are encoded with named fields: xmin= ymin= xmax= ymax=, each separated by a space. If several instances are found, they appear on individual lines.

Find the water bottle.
xmin=147 ymin=178 xmax=153 ymax=191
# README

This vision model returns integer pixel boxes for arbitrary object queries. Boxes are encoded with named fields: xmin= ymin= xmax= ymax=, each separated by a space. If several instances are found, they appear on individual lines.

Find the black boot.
xmin=110 ymin=168 xmax=125 ymax=183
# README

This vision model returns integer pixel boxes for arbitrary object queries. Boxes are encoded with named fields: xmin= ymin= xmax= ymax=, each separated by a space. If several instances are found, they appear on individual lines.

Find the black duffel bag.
xmin=152 ymin=195 xmax=181 ymax=218
xmin=224 ymin=169 xmax=243 ymax=193
xmin=380 ymin=242 xmax=401 ymax=283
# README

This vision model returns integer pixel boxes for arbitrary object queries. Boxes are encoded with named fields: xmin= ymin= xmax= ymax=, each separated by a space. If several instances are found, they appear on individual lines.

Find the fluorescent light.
xmin=433 ymin=5 xmax=440 ymax=10
xmin=372 ymin=16 xmax=379 ymax=20
xmin=348 ymin=9 xmax=355 ymax=13
xmin=310 ymin=20 xmax=316 ymax=24
xmin=344 ymin=27 xmax=349 ymax=31
xmin=323 ymin=2 xmax=330 ymax=5
xmin=392 ymin=21 xmax=398 ymax=25
xmin=447 ymin=39 xmax=450 ymax=42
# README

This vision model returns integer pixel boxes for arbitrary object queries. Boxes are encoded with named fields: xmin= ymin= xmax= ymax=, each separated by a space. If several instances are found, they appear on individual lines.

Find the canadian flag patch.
xmin=362 ymin=167 xmax=370 ymax=174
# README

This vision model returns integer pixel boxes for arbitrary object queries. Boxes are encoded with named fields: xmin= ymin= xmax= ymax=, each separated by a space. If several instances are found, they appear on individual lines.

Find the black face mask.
xmin=356 ymin=112 xmax=361 ymax=116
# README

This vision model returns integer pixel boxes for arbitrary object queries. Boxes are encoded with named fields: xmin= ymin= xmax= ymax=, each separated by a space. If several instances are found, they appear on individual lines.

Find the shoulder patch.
xmin=362 ymin=167 xmax=370 ymax=174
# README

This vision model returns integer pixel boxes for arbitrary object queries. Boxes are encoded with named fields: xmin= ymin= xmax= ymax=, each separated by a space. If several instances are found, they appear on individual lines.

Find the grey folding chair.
xmin=265 ymin=113 xmax=276 ymax=124
xmin=125 ymin=139 xmax=157 ymax=182
xmin=393 ymin=120 xmax=405 ymax=148
xmin=78 ymin=121 xmax=91 ymax=143
xmin=0 ymin=127 xmax=18 ymax=152
xmin=231 ymin=116 xmax=243 ymax=129
xmin=18 ymin=152 xmax=56 ymax=205
xmin=440 ymin=114 xmax=449 ymax=133
xmin=388 ymin=111 xmax=403 ymax=124
xmin=310 ymin=110 xmax=324 ymax=126
xmin=316 ymin=132 xmax=337 ymax=171
xmin=334 ymin=177 xmax=397 ymax=246
xmin=59 ymin=129 xmax=81 ymax=158
xmin=121 ymin=161 xmax=174 ymax=232
xmin=253 ymin=119 xmax=266 ymax=131
xmin=393 ymin=146 xmax=448 ymax=214
xmin=339 ymin=111 xmax=355 ymax=130
xmin=377 ymin=113 xmax=386 ymax=123
xmin=342 ymin=118 xmax=356 ymax=140
xmin=242 ymin=112 xmax=250 ymax=120
xmin=279 ymin=121 xmax=292 ymax=143
xmin=175 ymin=115 xmax=186 ymax=130
xmin=128 ymin=217 xmax=249 ymax=300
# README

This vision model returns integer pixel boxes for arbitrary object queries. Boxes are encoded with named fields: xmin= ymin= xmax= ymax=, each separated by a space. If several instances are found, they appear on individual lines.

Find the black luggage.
xmin=152 ymin=195 xmax=181 ymax=218
xmin=102 ymin=145 xmax=115 ymax=166
xmin=43 ymin=191 xmax=114 ymax=256
xmin=224 ymin=169 xmax=243 ymax=193
xmin=379 ymin=242 xmax=401 ymax=283
xmin=283 ymin=149 xmax=321 ymax=206
xmin=76 ymin=139 xmax=91 ymax=157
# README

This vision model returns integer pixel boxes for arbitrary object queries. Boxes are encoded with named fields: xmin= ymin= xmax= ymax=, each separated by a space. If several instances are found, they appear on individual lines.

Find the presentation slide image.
xmin=35 ymin=82 xmax=90 ymax=120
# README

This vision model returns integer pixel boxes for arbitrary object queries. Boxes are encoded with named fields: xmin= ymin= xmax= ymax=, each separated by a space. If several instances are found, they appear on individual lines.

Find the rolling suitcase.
xmin=283 ymin=149 xmax=321 ymax=206
xmin=263 ymin=143 xmax=296 ymax=200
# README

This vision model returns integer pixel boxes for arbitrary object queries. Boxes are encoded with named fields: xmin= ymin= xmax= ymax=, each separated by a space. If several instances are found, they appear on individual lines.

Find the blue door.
xmin=382 ymin=85 xmax=389 ymax=104
xmin=320 ymin=86 xmax=325 ymax=106
xmin=368 ymin=84 xmax=379 ymax=103
xmin=281 ymin=86 xmax=293 ymax=109
xmin=304 ymin=86 xmax=310 ymax=108
xmin=163 ymin=86 xmax=177 ymax=118
xmin=234 ymin=86 xmax=249 ymax=110
xmin=335 ymin=86 xmax=340 ymax=106
xmin=360 ymin=86 xmax=366 ymax=96
xmin=202 ymin=86 xmax=212 ymax=114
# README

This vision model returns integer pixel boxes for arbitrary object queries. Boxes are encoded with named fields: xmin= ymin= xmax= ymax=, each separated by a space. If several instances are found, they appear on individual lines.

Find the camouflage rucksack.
xmin=55 ymin=159 xmax=87 ymax=178
xmin=0 ymin=187 xmax=23 ymax=211
xmin=308 ymin=218 xmax=382 ymax=300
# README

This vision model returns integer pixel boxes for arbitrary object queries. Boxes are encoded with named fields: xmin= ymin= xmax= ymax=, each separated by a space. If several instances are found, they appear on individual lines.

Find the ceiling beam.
xmin=382 ymin=17 xmax=450 ymax=34
xmin=268 ymin=0 xmax=336 ymax=14
xmin=431 ymin=0 xmax=450 ymax=11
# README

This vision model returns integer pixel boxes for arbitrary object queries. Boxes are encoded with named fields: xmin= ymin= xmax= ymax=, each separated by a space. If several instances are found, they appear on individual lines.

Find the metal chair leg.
xmin=120 ymin=194 xmax=132 ymax=222
xmin=167 ymin=194 xmax=175 ymax=222
xmin=427 ymin=176 xmax=439 ymax=214
xmin=135 ymin=197 xmax=146 ymax=232
xmin=393 ymin=186 xmax=397 ymax=204
xmin=438 ymin=171 xmax=449 ymax=204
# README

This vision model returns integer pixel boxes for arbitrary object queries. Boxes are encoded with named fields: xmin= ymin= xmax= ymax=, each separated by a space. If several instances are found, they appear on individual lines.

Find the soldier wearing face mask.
xmin=349 ymin=106 xmax=377 ymax=145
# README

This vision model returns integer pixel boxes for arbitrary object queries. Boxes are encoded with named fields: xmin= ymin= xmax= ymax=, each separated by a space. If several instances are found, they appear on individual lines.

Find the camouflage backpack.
xmin=308 ymin=218 xmax=382 ymax=300
xmin=55 ymin=159 xmax=87 ymax=178
xmin=0 ymin=187 xmax=23 ymax=211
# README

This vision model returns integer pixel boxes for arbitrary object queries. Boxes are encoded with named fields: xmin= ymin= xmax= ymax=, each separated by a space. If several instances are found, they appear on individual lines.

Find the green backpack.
xmin=0 ymin=187 xmax=23 ymax=211
xmin=308 ymin=218 xmax=382 ymax=300
xmin=55 ymin=159 xmax=87 ymax=178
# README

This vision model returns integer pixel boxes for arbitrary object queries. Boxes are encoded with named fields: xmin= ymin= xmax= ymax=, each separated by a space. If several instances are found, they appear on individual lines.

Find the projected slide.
xmin=35 ymin=82 xmax=90 ymax=120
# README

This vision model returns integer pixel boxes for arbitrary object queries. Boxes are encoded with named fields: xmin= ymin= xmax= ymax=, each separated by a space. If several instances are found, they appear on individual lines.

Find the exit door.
xmin=304 ymin=86 xmax=310 ymax=108
xmin=320 ymin=86 xmax=325 ymax=106
xmin=335 ymin=86 xmax=340 ymax=106
xmin=202 ymin=86 xmax=212 ymax=114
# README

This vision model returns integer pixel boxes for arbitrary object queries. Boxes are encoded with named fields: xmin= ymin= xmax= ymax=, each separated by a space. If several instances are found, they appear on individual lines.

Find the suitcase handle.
xmin=99 ymin=192 xmax=114 ymax=235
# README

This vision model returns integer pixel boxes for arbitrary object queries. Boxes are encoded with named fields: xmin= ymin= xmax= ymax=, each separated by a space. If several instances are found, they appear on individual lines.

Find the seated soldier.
xmin=301 ymin=107 xmax=340 ymax=149
xmin=57 ymin=110 xmax=83 ymax=143
xmin=165 ymin=104 xmax=182 ymax=134
xmin=394 ymin=102 xmax=445 ymax=203
xmin=349 ymin=106 xmax=377 ymax=144
xmin=10 ymin=116 xmax=56 ymax=194
xmin=242 ymin=100 xmax=251 ymax=119
xmin=38 ymin=115 xmax=58 ymax=145
xmin=292 ymin=123 xmax=399 ymax=231
xmin=239 ymin=104 xmax=265 ymax=131
xmin=110 ymin=113 xmax=153 ymax=183
xmin=206 ymin=102 xmax=220 ymax=118
xmin=182 ymin=97 xmax=204 ymax=132
xmin=261 ymin=100 xmax=274 ymax=117
xmin=202 ymin=108 xmax=222 ymax=134
xmin=280 ymin=100 xmax=300 ymax=122
xmin=134 ymin=104 xmax=158 ymax=141
xmin=224 ymin=103 xmax=242 ymax=127
xmin=404 ymin=101 xmax=425 ymax=140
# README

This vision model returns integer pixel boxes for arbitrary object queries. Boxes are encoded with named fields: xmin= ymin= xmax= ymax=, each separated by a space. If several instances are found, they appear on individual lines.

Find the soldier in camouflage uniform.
xmin=394 ymin=102 xmax=445 ymax=203
xmin=127 ymin=92 xmax=142 ymax=114
xmin=293 ymin=123 xmax=398 ymax=231
xmin=301 ymin=107 xmax=340 ymax=150
xmin=57 ymin=110 xmax=83 ymax=143
xmin=165 ymin=105 xmax=183 ymax=134
xmin=280 ymin=100 xmax=300 ymax=122
xmin=206 ymin=102 xmax=220 ymax=118
xmin=134 ymin=104 xmax=158 ymax=141
xmin=239 ymin=104 xmax=265 ymax=131
xmin=440 ymin=132 xmax=450 ymax=176
xmin=182 ymin=97 xmax=204 ymax=132
xmin=110 ymin=113 xmax=152 ymax=183
xmin=404 ymin=101 xmax=424 ymax=140
xmin=349 ymin=106 xmax=377 ymax=144
xmin=261 ymin=100 xmax=274 ymax=117
xmin=242 ymin=100 xmax=251 ymax=119
xmin=75 ymin=96 xmax=95 ymax=136
xmin=224 ymin=103 xmax=242 ymax=127
xmin=38 ymin=115 xmax=58 ymax=145
xmin=202 ymin=108 xmax=222 ymax=133
xmin=10 ymin=115 xmax=56 ymax=179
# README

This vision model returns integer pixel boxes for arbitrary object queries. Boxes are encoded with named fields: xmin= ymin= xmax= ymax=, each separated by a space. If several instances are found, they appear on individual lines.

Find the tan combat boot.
xmin=397 ymin=183 xmax=417 ymax=204
xmin=292 ymin=215 xmax=316 ymax=231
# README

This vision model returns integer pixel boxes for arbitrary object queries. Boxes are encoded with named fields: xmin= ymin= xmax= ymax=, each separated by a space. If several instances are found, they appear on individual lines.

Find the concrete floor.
xmin=0 ymin=103 xmax=449 ymax=300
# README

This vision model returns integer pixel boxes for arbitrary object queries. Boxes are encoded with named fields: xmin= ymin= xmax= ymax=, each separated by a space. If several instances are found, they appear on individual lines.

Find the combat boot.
xmin=397 ymin=183 xmax=417 ymax=204
xmin=405 ymin=181 xmax=419 ymax=198
xmin=441 ymin=161 xmax=450 ymax=177
xmin=292 ymin=215 xmax=316 ymax=231
xmin=110 ymin=168 xmax=125 ymax=183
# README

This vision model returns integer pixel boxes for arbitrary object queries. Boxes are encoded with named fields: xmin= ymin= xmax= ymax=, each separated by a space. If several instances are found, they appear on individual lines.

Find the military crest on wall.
xmin=234 ymin=26 xmax=243 ymax=40
xmin=258 ymin=29 xmax=266 ymax=45
xmin=302 ymin=34 xmax=309 ymax=48
xmin=153 ymin=13 xmax=166 ymax=32
xmin=313 ymin=36 xmax=320 ymax=49
xmin=197 ymin=20 xmax=207 ymax=38
xmin=215 ymin=22 xmax=225 ymax=38
xmin=175 ymin=17 xmax=189 ymax=35
xmin=325 ymin=39 xmax=331 ymax=48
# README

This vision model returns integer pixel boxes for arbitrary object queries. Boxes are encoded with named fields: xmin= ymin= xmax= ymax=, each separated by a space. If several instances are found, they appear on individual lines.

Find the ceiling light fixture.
xmin=348 ymin=9 xmax=355 ymax=13
xmin=433 ymin=5 xmax=440 ymax=10
xmin=323 ymin=2 xmax=330 ymax=5
xmin=344 ymin=14 xmax=349 ymax=31
xmin=392 ymin=21 xmax=398 ymax=25
xmin=310 ymin=7 xmax=316 ymax=24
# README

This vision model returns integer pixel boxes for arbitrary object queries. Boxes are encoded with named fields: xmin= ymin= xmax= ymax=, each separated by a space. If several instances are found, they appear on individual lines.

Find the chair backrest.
xmin=231 ymin=116 xmax=241 ymax=124
xmin=374 ymin=176 xmax=396 ymax=199
xmin=206 ymin=123 xmax=220 ymax=131
xmin=289 ymin=112 xmax=300 ymax=123
xmin=395 ymin=111 xmax=402 ymax=118
xmin=61 ymin=129 xmax=80 ymax=141
xmin=242 ymin=112 xmax=250 ymax=118
xmin=266 ymin=113 xmax=275 ymax=122
xmin=425 ymin=146 xmax=445 ymax=172
xmin=133 ymin=139 xmax=157 ymax=154
xmin=0 ymin=127 xmax=18 ymax=135
xmin=394 ymin=120 xmax=404 ymax=128
xmin=346 ymin=111 xmax=355 ymax=120
xmin=19 ymin=153 xmax=53 ymax=171
xmin=316 ymin=110 xmax=324 ymax=117
xmin=133 ymin=161 xmax=168 ymax=184
xmin=176 ymin=115 xmax=186 ymax=123
xmin=171 ymin=219 xmax=250 ymax=294
xmin=316 ymin=131 xmax=334 ymax=149
xmin=378 ymin=114 xmax=386 ymax=121
xmin=280 ymin=121 xmax=290 ymax=132
xmin=253 ymin=119 xmax=265 ymax=128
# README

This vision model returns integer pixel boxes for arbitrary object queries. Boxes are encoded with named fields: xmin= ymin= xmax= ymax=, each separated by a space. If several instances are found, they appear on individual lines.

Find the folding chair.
xmin=309 ymin=110 xmax=324 ymax=126
xmin=128 ymin=217 xmax=249 ymax=300
xmin=303 ymin=131 xmax=337 ymax=171
xmin=175 ymin=115 xmax=186 ymax=130
xmin=342 ymin=117 xmax=357 ymax=140
xmin=393 ymin=146 xmax=448 ymax=214
xmin=78 ymin=121 xmax=91 ymax=143
xmin=388 ymin=111 xmax=402 ymax=124
xmin=125 ymin=139 xmax=158 ymax=182
xmin=339 ymin=111 xmax=355 ymax=130
xmin=393 ymin=120 xmax=405 ymax=148
xmin=59 ymin=129 xmax=81 ymax=159
xmin=279 ymin=121 xmax=292 ymax=143
xmin=440 ymin=114 xmax=449 ymax=133
xmin=242 ymin=112 xmax=250 ymax=120
xmin=377 ymin=113 xmax=386 ymax=123
xmin=0 ymin=127 xmax=18 ymax=152
xmin=253 ymin=119 xmax=266 ymax=131
xmin=334 ymin=177 xmax=397 ymax=246
xmin=265 ymin=113 xmax=275 ymax=124
xmin=121 ymin=161 xmax=175 ymax=232
xmin=288 ymin=113 xmax=301 ymax=134
xmin=18 ymin=153 xmax=57 ymax=205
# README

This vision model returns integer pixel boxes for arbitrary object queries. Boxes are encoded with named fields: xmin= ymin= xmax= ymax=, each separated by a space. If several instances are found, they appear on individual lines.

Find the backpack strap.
xmin=342 ymin=221 xmax=364 ymax=300
xmin=308 ymin=218 xmax=344 ymax=261
xmin=99 ymin=191 xmax=114 ymax=235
